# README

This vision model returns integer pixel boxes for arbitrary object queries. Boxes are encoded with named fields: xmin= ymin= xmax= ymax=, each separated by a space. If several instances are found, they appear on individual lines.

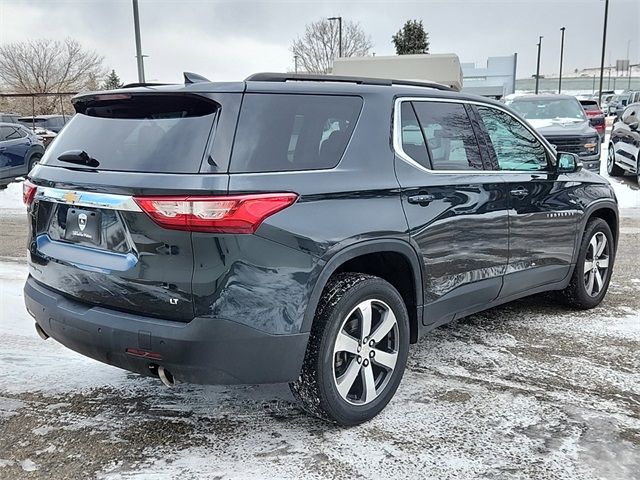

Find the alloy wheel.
xmin=332 ymin=299 xmax=399 ymax=405
xmin=583 ymin=231 xmax=610 ymax=297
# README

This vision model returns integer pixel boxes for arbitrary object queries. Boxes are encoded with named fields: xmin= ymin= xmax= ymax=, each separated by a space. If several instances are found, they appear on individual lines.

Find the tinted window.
xmin=400 ymin=102 xmax=430 ymax=168
xmin=230 ymin=94 xmax=362 ymax=173
xmin=412 ymin=101 xmax=483 ymax=171
xmin=42 ymin=95 xmax=218 ymax=173
xmin=580 ymin=101 xmax=600 ymax=112
xmin=477 ymin=106 xmax=548 ymax=171
xmin=0 ymin=125 xmax=25 ymax=141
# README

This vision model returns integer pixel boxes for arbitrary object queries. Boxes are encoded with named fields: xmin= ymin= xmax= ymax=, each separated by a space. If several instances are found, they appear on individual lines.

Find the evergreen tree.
xmin=392 ymin=20 xmax=430 ymax=55
xmin=102 ymin=69 xmax=124 ymax=89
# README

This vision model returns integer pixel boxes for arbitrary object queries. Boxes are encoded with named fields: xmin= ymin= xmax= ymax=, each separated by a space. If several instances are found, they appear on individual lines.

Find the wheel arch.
xmin=25 ymin=146 xmax=44 ymax=168
xmin=302 ymin=239 xmax=423 ymax=343
xmin=573 ymin=201 xmax=619 ymax=266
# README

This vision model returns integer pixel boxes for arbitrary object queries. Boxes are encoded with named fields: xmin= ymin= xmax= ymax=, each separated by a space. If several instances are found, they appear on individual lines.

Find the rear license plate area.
xmin=63 ymin=208 xmax=102 ymax=245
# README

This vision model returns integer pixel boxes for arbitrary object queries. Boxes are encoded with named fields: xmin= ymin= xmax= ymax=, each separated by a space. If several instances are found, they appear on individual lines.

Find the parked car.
xmin=600 ymin=93 xmax=616 ymax=114
xmin=0 ymin=112 xmax=21 ymax=124
xmin=0 ymin=123 xmax=44 ymax=189
xmin=607 ymin=93 xmax=630 ymax=118
xmin=505 ymin=94 xmax=601 ymax=172
xmin=18 ymin=114 xmax=70 ymax=133
xmin=23 ymin=73 xmax=619 ymax=425
xmin=579 ymin=99 xmax=606 ymax=142
xmin=607 ymin=102 xmax=640 ymax=183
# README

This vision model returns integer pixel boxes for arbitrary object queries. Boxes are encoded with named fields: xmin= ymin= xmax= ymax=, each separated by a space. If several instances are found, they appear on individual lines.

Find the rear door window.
xmin=399 ymin=102 xmax=430 ymax=168
xmin=411 ymin=101 xmax=484 ymax=171
xmin=0 ymin=125 xmax=24 ymax=141
xmin=42 ymin=94 xmax=218 ymax=173
xmin=230 ymin=94 xmax=362 ymax=173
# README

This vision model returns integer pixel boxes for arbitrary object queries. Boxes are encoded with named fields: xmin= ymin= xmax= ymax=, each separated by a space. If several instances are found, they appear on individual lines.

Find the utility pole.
xmin=294 ymin=55 xmax=299 ymax=73
xmin=558 ymin=27 xmax=566 ymax=94
xmin=535 ymin=36 xmax=543 ymax=94
xmin=132 ymin=0 xmax=145 ymax=83
xmin=628 ymin=40 xmax=633 ymax=90
xmin=597 ymin=0 xmax=609 ymax=105
xmin=558 ymin=27 xmax=566 ymax=93
xmin=328 ymin=16 xmax=342 ymax=57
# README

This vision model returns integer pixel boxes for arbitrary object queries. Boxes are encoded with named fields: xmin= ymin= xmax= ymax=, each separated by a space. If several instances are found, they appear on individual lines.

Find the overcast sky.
xmin=0 ymin=0 xmax=638 ymax=84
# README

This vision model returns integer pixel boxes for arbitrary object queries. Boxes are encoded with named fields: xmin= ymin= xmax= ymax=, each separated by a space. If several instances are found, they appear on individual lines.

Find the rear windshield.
xmin=19 ymin=118 xmax=48 ymax=124
xmin=580 ymin=101 xmax=600 ymax=111
xmin=230 ymin=94 xmax=362 ymax=173
xmin=42 ymin=94 xmax=217 ymax=173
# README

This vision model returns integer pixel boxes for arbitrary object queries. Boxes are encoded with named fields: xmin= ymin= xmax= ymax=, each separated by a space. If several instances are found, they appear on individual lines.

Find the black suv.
xmin=23 ymin=73 xmax=618 ymax=425
xmin=505 ymin=94 xmax=602 ymax=172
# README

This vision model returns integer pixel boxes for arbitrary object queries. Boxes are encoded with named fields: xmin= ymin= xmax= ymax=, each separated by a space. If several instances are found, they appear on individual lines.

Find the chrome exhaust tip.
xmin=158 ymin=366 xmax=175 ymax=388
xmin=35 ymin=323 xmax=49 ymax=340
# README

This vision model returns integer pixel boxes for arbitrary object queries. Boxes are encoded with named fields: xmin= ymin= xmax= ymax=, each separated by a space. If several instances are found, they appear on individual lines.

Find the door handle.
xmin=509 ymin=187 xmax=529 ymax=199
xmin=408 ymin=194 xmax=436 ymax=206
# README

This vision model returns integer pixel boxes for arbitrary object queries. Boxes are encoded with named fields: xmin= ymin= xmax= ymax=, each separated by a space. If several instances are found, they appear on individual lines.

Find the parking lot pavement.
xmin=0 ymin=214 xmax=638 ymax=480
xmin=0 ymin=157 xmax=638 ymax=479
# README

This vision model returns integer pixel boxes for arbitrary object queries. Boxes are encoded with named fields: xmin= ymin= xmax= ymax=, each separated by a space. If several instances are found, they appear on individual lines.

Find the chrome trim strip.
xmin=392 ymin=96 xmax=558 ymax=175
xmin=34 ymin=186 xmax=142 ymax=212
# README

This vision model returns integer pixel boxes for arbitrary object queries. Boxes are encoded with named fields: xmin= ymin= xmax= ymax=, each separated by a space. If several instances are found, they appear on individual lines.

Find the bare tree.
xmin=291 ymin=18 xmax=373 ymax=74
xmin=0 ymin=38 xmax=105 ymax=114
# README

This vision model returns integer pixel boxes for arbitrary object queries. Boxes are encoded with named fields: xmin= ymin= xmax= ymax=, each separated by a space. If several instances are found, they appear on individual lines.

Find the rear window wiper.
xmin=57 ymin=150 xmax=100 ymax=168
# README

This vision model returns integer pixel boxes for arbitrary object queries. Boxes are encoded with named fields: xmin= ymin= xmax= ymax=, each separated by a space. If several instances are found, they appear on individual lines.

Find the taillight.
xmin=23 ymin=180 xmax=37 ymax=207
xmin=134 ymin=193 xmax=298 ymax=234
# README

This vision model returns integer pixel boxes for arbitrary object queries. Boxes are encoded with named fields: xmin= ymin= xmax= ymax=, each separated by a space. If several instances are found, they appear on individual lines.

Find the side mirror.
xmin=557 ymin=152 xmax=582 ymax=174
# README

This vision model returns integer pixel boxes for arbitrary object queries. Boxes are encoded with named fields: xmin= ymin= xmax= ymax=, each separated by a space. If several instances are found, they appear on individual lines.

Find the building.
xmin=332 ymin=54 xmax=463 ymax=91
xmin=461 ymin=54 xmax=517 ymax=98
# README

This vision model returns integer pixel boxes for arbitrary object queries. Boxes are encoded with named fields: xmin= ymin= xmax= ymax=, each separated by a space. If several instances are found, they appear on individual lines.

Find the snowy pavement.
xmin=1 ymin=239 xmax=639 ymax=479
xmin=0 ymin=140 xmax=639 ymax=479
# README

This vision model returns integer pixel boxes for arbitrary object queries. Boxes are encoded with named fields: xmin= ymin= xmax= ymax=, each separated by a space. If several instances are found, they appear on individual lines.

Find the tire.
xmin=606 ymin=145 xmax=624 ymax=177
xmin=28 ymin=154 xmax=42 ymax=172
xmin=560 ymin=218 xmax=615 ymax=309
xmin=290 ymin=273 xmax=410 ymax=426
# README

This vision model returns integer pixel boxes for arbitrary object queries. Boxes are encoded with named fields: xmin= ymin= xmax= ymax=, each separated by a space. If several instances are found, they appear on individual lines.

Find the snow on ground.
xmin=1 ymin=256 xmax=639 ymax=479
xmin=0 ymin=131 xmax=638 ymax=479
xmin=0 ymin=181 xmax=25 ymax=217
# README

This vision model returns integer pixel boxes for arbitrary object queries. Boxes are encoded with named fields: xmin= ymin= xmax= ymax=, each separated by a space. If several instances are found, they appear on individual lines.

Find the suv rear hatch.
xmin=25 ymin=90 xmax=239 ymax=321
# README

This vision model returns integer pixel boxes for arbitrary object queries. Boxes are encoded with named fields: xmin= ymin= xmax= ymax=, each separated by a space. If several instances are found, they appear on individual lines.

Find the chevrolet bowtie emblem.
xmin=62 ymin=191 xmax=81 ymax=204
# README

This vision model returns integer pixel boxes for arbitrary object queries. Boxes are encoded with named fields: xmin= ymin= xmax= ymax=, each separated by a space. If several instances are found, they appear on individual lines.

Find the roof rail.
xmin=245 ymin=72 xmax=452 ymax=91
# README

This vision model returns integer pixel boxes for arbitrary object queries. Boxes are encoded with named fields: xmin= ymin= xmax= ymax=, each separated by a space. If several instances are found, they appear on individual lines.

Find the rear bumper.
xmin=24 ymin=276 xmax=309 ymax=385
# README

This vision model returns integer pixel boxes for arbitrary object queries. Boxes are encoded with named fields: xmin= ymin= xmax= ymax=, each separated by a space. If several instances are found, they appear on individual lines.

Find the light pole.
xmin=535 ymin=36 xmax=543 ymax=94
xmin=558 ymin=27 xmax=566 ymax=94
xmin=627 ymin=40 xmax=633 ymax=89
xmin=132 ymin=0 xmax=145 ymax=83
xmin=597 ymin=0 xmax=609 ymax=104
xmin=328 ymin=16 xmax=342 ymax=58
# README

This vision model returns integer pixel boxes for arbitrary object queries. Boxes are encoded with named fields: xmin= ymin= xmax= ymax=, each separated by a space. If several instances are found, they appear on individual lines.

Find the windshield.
xmin=509 ymin=98 xmax=586 ymax=121
xmin=42 ymin=94 xmax=218 ymax=173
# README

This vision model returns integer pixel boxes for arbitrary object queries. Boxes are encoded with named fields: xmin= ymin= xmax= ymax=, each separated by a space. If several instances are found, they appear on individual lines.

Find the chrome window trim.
xmin=34 ymin=186 xmax=142 ymax=212
xmin=393 ymin=96 xmax=557 ymax=175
